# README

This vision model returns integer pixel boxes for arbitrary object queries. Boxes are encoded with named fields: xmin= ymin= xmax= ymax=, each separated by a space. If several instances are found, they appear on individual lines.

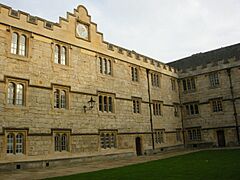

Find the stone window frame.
xmin=152 ymin=100 xmax=163 ymax=116
xmin=209 ymin=72 xmax=220 ymax=88
xmin=182 ymin=77 xmax=196 ymax=92
xmin=184 ymin=102 xmax=199 ymax=116
xmin=154 ymin=129 xmax=165 ymax=144
xmin=5 ymin=78 xmax=28 ymax=107
xmin=52 ymin=130 xmax=70 ymax=152
xmin=99 ymin=130 xmax=117 ymax=149
xmin=5 ymin=130 xmax=27 ymax=155
xmin=131 ymin=66 xmax=139 ymax=82
xmin=210 ymin=98 xmax=223 ymax=113
xmin=187 ymin=128 xmax=201 ymax=141
xmin=52 ymin=85 xmax=70 ymax=110
xmin=176 ymin=129 xmax=182 ymax=142
xmin=132 ymin=97 xmax=142 ymax=114
xmin=98 ymin=55 xmax=113 ymax=76
xmin=173 ymin=103 xmax=180 ymax=117
xmin=171 ymin=78 xmax=177 ymax=91
xmin=52 ymin=42 xmax=70 ymax=66
xmin=7 ymin=28 xmax=32 ymax=61
xmin=151 ymin=72 xmax=161 ymax=88
xmin=98 ymin=92 xmax=115 ymax=113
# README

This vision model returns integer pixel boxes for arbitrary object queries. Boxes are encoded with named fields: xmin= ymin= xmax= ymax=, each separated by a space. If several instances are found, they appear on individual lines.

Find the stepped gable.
xmin=167 ymin=43 xmax=240 ymax=70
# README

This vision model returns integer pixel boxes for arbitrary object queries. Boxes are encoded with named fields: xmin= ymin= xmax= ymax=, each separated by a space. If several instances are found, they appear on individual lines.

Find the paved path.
xmin=0 ymin=149 xmax=200 ymax=180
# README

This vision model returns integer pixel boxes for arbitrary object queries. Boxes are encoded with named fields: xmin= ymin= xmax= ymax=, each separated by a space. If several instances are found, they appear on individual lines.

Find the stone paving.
xmin=0 ymin=149 xmax=200 ymax=180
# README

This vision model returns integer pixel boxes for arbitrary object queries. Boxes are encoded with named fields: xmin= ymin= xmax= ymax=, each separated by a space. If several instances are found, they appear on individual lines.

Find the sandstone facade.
xmin=0 ymin=4 xmax=239 ymax=170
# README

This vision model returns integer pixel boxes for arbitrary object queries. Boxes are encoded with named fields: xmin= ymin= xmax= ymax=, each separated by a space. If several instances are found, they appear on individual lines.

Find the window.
xmin=182 ymin=78 xmax=196 ymax=91
xmin=187 ymin=128 xmax=201 ymax=141
xmin=54 ymin=132 xmax=69 ymax=152
xmin=54 ymin=44 xmax=67 ymax=65
xmin=99 ymin=94 xmax=114 ymax=113
xmin=7 ymin=81 xmax=25 ymax=106
xmin=11 ymin=32 xmax=27 ymax=56
xmin=133 ymin=98 xmax=141 ymax=113
xmin=155 ymin=130 xmax=164 ymax=144
xmin=131 ymin=67 xmax=138 ymax=82
xmin=174 ymin=104 xmax=179 ymax=117
xmin=171 ymin=79 xmax=176 ymax=91
xmin=99 ymin=57 xmax=112 ymax=75
xmin=176 ymin=130 xmax=182 ymax=142
xmin=185 ymin=103 xmax=199 ymax=116
xmin=100 ymin=131 xmax=117 ymax=149
xmin=53 ymin=87 xmax=68 ymax=109
xmin=209 ymin=73 xmax=220 ymax=87
xmin=211 ymin=99 xmax=223 ymax=112
xmin=152 ymin=101 xmax=162 ymax=116
xmin=6 ymin=131 xmax=26 ymax=154
xmin=151 ymin=73 xmax=160 ymax=87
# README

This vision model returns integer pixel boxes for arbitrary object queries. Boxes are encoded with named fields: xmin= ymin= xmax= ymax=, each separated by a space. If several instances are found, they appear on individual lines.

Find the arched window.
xmin=11 ymin=32 xmax=18 ymax=54
xmin=104 ymin=96 xmax=107 ymax=112
xmin=16 ymin=84 xmax=24 ymax=105
xmin=7 ymin=83 xmax=15 ymax=104
xmin=61 ymin=46 xmax=66 ymax=65
xmin=7 ymin=133 xmax=14 ymax=154
xmin=99 ymin=57 xmax=103 ymax=73
xmin=99 ymin=95 xmax=103 ymax=111
xmin=16 ymin=133 xmax=24 ymax=154
xmin=54 ymin=45 xmax=60 ymax=64
xmin=108 ymin=97 xmax=112 ymax=112
xmin=54 ymin=134 xmax=61 ymax=151
xmin=104 ymin=59 xmax=107 ymax=74
xmin=54 ymin=89 xmax=60 ymax=108
xmin=61 ymin=134 xmax=68 ymax=151
xmin=19 ymin=35 xmax=26 ymax=56
xmin=60 ymin=90 xmax=66 ymax=108
xmin=108 ymin=60 xmax=112 ymax=75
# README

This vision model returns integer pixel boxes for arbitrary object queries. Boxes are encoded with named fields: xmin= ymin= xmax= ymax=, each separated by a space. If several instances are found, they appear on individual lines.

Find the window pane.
xmin=16 ymin=84 xmax=24 ymax=105
xmin=108 ymin=97 xmax=112 ymax=112
xmin=7 ymin=83 xmax=15 ymax=104
xmin=54 ymin=45 xmax=60 ymax=64
xmin=60 ymin=90 xmax=66 ymax=108
xmin=54 ymin=89 xmax=60 ymax=108
xmin=55 ymin=134 xmax=61 ymax=151
xmin=16 ymin=133 xmax=24 ymax=154
xmin=19 ymin=35 xmax=26 ymax=56
xmin=11 ymin=33 xmax=18 ymax=54
xmin=104 ymin=59 xmax=107 ymax=74
xmin=61 ymin=46 xmax=66 ymax=65
xmin=108 ymin=60 xmax=112 ymax=75
xmin=104 ymin=96 xmax=107 ymax=112
xmin=183 ymin=80 xmax=187 ymax=91
xmin=7 ymin=134 xmax=14 ymax=154
xmin=99 ymin=57 xmax=103 ymax=73
xmin=61 ymin=134 xmax=68 ymax=151
xmin=99 ymin=96 xmax=103 ymax=111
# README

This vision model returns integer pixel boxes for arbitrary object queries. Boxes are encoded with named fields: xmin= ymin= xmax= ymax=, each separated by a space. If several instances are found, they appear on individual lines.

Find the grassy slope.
xmin=49 ymin=149 xmax=240 ymax=180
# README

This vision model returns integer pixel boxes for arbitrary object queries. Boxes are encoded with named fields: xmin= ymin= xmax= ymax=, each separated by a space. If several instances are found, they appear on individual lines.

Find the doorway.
xmin=217 ymin=130 xmax=226 ymax=147
xmin=135 ymin=137 xmax=142 ymax=156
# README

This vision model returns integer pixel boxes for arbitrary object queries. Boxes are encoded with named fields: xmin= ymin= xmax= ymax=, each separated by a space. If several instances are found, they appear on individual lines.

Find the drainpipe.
xmin=146 ymin=69 xmax=155 ymax=150
xmin=227 ymin=68 xmax=240 ymax=144
xmin=177 ymin=79 xmax=186 ymax=147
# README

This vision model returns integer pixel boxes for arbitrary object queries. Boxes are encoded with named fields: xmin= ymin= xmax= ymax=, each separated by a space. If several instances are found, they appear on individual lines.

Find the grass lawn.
xmin=49 ymin=149 xmax=240 ymax=180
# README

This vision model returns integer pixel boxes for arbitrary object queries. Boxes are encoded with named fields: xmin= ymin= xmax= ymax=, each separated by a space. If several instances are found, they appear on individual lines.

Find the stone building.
xmin=0 ymin=4 xmax=239 ymax=169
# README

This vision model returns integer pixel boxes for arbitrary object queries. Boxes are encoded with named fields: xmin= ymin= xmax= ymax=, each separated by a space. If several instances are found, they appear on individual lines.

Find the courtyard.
xmin=48 ymin=149 xmax=240 ymax=180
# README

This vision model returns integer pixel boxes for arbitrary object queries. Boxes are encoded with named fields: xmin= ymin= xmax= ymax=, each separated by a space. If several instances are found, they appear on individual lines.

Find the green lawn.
xmin=49 ymin=149 xmax=240 ymax=180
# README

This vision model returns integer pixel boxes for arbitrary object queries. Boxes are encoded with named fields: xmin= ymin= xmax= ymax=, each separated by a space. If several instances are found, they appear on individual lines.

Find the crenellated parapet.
xmin=177 ymin=56 xmax=240 ymax=78
xmin=0 ymin=3 xmax=178 ymax=77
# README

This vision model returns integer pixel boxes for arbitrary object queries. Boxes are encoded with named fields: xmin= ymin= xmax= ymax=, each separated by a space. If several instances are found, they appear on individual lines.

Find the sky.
xmin=1 ymin=0 xmax=240 ymax=63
